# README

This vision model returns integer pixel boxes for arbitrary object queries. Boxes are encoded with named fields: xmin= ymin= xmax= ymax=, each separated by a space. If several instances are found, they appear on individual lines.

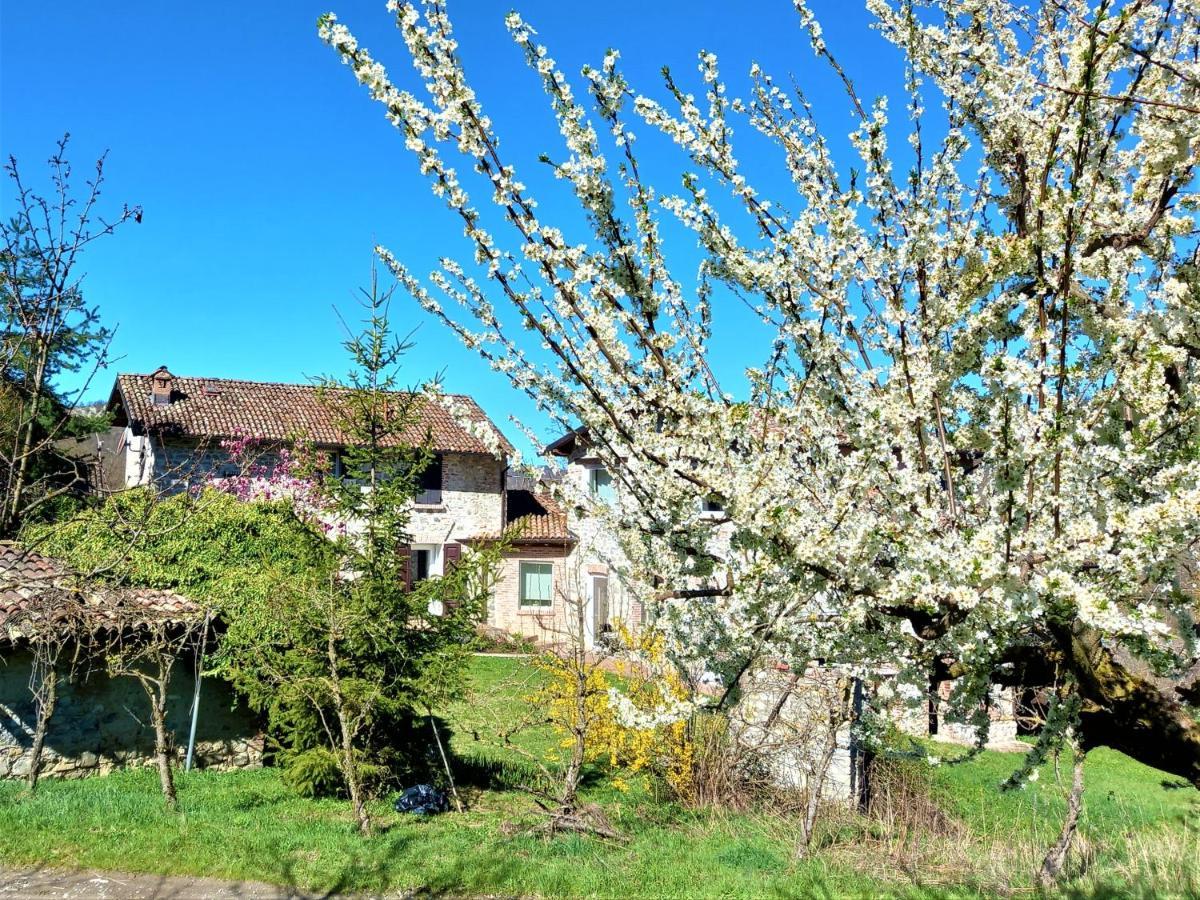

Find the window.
xmin=701 ymin=497 xmax=725 ymax=514
xmin=588 ymin=466 xmax=616 ymax=503
xmin=416 ymin=454 xmax=443 ymax=505
xmin=519 ymin=561 xmax=553 ymax=607
xmin=413 ymin=548 xmax=432 ymax=583
xmin=410 ymin=544 xmax=442 ymax=585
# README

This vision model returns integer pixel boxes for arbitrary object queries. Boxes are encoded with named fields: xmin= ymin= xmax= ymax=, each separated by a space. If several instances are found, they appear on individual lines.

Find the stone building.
xmin=537 ymin=428 xmax=648 ymax=646
xmin=0 ymin=545 xmax=262 ymax=780
xmin=104 ymin=367 xmax=605 ymax=643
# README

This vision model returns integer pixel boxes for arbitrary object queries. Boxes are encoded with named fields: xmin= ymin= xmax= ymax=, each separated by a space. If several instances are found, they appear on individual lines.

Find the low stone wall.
xmin=0 ymin=647 xmax=263 ymax=780
xmin=893 ymin=679 xmax=1019 ymax=748
xmin=934 ymin=681 xmax=1019 ymax=746
xmin=733 ymin=665 xmax=866 ymax=805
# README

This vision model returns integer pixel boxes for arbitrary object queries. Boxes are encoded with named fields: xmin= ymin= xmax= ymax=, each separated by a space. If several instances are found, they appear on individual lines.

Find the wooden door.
xmin=592 ymin=575 xmax=610 ymax=638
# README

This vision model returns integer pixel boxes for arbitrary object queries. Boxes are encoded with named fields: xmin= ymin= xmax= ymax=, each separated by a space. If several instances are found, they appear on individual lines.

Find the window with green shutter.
xmin=589 ymin=466 xmax=616 ymax=503
xmin=519 ymin=561 xmax=553 ymax=607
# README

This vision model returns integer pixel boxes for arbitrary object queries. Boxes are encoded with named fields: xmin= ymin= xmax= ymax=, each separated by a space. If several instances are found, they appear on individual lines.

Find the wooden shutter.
xmin=442 ymin=543 xmax=462 ymax=613
xmin=593 ymin=576 xmax=609 ymax=633
xmin=398 ymin=544 xmax=412 ymax=592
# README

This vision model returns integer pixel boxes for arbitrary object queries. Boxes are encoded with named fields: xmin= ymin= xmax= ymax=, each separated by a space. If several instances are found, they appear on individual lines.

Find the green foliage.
xmin=279 ymin=747 xmax=350 ymax=799
xmin=23 ymin=486 xmax=334 ymax=608
xmin=22 ymin=278 xmax=500 ymax=817
xmin=207 ymin=274 xmax=499 ymax=815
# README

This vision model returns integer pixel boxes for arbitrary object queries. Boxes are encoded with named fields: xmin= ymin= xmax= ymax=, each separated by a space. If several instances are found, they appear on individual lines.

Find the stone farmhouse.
xmin=104 ymin=367 xmax=641 ymax=648
xmin=19 ymin=369 xmax=1034 ymax=796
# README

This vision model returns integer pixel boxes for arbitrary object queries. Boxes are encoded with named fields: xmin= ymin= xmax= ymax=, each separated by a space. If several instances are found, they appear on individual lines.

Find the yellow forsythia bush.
xmin=529 ymin=623 xmax=697 ymax=798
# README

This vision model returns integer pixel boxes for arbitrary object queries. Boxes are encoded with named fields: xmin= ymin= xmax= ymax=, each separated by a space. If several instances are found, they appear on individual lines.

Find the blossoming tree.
xmin=319 ymin=0 xmax=1200 ymax=789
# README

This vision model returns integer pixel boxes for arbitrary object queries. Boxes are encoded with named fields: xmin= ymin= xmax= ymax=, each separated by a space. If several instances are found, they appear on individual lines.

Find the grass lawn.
xmin=0 ymin=655 xmax=1196 ymax=898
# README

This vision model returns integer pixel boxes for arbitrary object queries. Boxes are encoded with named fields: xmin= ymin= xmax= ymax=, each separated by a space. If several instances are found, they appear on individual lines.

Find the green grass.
xmin=926 ymin=740 xmax=1197 ymax=842
xmin=0 ymin=656 xmax=1195 ymax=898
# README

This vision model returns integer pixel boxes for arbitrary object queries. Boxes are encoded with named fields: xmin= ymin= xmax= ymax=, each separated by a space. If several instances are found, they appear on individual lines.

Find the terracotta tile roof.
xmin=473 ymin=489 xmax=573 ymax=545
xmin=0 ymin=544 xmax=201 ymax=636
xmin=0 ymin=544 xmax=65 ymax=606
xmin=112 ymin=370 xmax=514 ymax=457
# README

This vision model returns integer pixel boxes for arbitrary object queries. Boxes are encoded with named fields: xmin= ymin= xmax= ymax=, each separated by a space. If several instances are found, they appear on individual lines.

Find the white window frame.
xmin=410 ymin=543 xmax=444 ymax=583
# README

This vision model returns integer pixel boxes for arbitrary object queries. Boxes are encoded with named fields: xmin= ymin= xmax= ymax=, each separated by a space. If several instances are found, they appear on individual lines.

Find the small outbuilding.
xmin=0 ymin=544 xmax=263 ymax=780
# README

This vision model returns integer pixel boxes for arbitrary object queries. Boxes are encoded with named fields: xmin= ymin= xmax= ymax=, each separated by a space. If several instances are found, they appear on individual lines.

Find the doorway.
xmin=591 ymin=575 xmax=610 ymax=645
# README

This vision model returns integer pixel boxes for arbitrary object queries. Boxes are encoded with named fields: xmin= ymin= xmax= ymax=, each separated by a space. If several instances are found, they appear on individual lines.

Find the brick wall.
xmin=490 ymin=546 xmax=575 ymax=642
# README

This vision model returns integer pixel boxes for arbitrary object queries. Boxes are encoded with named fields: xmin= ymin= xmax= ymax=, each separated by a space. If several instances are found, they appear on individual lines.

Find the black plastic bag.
xmin=394 ymin=783 xmax=449 ymax=815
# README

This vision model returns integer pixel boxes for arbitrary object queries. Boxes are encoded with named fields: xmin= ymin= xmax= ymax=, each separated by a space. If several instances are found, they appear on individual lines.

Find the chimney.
xmin=150 ymin=366 xmax=174 ymax=406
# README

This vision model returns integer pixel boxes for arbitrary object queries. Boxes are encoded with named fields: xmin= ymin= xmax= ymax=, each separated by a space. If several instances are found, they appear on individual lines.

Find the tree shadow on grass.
xmin=455 ymin=752 xmax=608 ymax=793
xmin=407 ymin=844 xmax=528 ymax=898
xmin=261 ymin=827 xmax=421 ymax=898
xmin=259 ymin=815 xmax=532 ymax=898
xmin=1058 ymin=884 xmax=1184 ymax=900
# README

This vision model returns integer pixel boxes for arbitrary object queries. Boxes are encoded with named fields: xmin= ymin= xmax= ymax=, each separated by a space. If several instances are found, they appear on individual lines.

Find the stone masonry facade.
xmin=0 ymin=648 xmax=263 ymax=780
xmin=408 ymin=452 xmax=505 ymax=547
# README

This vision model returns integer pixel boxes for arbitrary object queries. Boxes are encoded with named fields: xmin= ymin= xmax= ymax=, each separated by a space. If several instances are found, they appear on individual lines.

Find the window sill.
xmin=413 ymin=504 xmax=447 ymax=513
xmin=517 ymin=606 xmax=553 ymax=614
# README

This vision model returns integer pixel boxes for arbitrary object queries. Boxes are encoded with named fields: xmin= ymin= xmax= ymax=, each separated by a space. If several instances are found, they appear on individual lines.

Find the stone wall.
xmin=934 ymin=681 xmax=1019 ymax=746
xmin=0 ymin=646 xmax=263 ymax=780
xmin=408 ymin=452 xmax=505 ymax=546
xmin=136 ymin=440 xmax=506 ymax=549
xmin=892 ymin=678 xmax=1019 ymax=748
xmin=734 ymin=665 xmax=865 ymax=805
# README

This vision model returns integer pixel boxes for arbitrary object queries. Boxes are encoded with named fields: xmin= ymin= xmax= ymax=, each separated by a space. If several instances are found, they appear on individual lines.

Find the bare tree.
xmin=1 ymin=134 xmax=140 ymax=535
xmin=3 ymin=565 xmax=88 ymax=792
xmin=103 ymin=608 xmax=207 ymax=809
xmin=22 ymin=607 xmax=84 ymax=792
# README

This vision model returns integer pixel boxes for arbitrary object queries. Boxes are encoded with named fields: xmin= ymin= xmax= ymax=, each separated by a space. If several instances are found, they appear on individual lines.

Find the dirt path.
xmin=0 ymin=867 xmax=354 ymax=899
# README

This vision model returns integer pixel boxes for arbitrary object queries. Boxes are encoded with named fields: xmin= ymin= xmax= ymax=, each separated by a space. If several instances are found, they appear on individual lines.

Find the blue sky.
xmin=2 ymin=1 xmax=909 ymax=459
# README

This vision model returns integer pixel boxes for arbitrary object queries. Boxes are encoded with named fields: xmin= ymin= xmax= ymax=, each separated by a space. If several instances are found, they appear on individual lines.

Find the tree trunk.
xmin=138 ymin=653 xmax=179 ymax=809
xmin=338 ymin=707 xmax=371 ymax=836
xmin=1052 ymin=619 xmax=1200 ymax=788
xmin=152 ymin=711 xmax=178 ymax=809
xmin=1038 ymin=746 xmax=1085 ymax=889
xmin=26 ymin=663 xmax=57 ymax=793
xmin=561 ymin=723 xmax=585 ymax=813
xmin=4 ymin=348 xmax=47 ymax=534
xmin=149 ymin=677 xmax=178 ymax=809
xmin=327 ymin=623 xmax=371 ymax=837
xmin=797 ymin=726 xmax=839 ymax=858
xmin=4 ymin=338 xmax=51 ymax=535
xmin=558 ymin=596 xmax=589 ymax=814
